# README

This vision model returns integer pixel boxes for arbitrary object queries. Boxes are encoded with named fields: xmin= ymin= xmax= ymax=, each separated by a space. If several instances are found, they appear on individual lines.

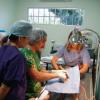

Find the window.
xmin=28 ymin=8 xmax=84 ymax=25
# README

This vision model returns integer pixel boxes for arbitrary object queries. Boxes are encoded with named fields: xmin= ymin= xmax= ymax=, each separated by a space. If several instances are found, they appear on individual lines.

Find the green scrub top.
xmin=19 ymin=48 xmax=42 ymax=98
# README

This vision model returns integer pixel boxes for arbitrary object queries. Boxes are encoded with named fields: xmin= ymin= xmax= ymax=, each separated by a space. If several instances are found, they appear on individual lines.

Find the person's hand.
xmin=58 ymin=65 xmax=64 ymax=70
xmin=56 ymin=72 xmax=67 ymax=81
xmin=57 ymin=72 xmax=66 ymax=79
xmin=52 ymin=70 xmax=69 ymax=82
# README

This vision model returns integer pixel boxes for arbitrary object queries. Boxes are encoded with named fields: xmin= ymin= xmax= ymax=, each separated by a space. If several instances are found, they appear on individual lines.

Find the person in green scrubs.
xmin=19 ymin=29 xmax=67 ymax=100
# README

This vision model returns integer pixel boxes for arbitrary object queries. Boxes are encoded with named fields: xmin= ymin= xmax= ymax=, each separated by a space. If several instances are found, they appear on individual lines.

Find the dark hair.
xmin=9 ymin=34 xmax=19 ymax=42
xmin=1 ymin=35 xmax=9 ymax=46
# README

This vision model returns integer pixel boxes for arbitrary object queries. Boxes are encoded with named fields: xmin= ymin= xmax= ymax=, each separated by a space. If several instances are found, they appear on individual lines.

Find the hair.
xmin=0 ymin=32 xmax=8 ymax=46
xmin=0 ymin=34 xmax=22 ymax=46
xmin=29 ymin=29 xmax=47 ymax=45
xmin=67 ymin=43 xmax=84 ymax=52
xmin=9 ymin=34 xmax=19 ymax=42
xmin=0 ymin=35 xmax=9 ymax=46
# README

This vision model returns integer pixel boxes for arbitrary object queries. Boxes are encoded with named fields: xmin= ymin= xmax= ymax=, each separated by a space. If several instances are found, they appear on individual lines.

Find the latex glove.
xmin=56 ymin=72 xmax=67 ymax=80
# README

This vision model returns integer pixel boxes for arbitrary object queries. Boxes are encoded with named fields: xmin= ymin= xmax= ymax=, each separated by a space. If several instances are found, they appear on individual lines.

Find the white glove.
xmin=52 ymin=70 xmax=66 ymax=73
xmin=56 ymin=72 xmax=67 ymax=80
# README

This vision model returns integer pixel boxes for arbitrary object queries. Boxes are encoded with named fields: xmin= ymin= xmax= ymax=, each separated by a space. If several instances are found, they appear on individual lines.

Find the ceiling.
xmin=40 ymin=0 xmax=72 ymax=2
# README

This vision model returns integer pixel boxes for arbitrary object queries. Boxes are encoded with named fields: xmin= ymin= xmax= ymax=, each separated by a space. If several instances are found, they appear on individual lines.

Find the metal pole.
xmin=95 ymin=43 xmax=100 ymax=100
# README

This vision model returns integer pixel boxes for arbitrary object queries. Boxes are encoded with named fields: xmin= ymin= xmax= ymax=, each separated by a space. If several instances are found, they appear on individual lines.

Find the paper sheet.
xmin=45 ymin=65 xmax=80 ymax=93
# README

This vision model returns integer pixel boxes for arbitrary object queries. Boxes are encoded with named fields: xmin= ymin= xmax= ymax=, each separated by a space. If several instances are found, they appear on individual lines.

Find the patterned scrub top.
xmin=19 ymin=48 xmax=42 ymax=98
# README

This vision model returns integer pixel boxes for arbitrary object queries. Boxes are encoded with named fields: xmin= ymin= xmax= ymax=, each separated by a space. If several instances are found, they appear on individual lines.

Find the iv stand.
xmin=50 ymin=40 xmax=57 ymax=54
xmin=81 ymin=28 xmax=100 ymax=100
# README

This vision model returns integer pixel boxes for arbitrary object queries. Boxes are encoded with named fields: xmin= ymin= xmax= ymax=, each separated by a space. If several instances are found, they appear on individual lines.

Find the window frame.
xmin=28 ymin=7 xmax=84 ymax=26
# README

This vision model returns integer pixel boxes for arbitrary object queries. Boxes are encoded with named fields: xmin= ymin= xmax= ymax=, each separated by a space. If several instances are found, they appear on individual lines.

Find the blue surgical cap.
xmin=9 ymin=20 xmax=33 ymax=37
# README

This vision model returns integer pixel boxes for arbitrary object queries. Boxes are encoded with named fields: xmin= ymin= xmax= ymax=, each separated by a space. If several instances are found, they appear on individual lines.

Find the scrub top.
xmin=0 ymin=45 xmax=27 ymax=100
xmin=19 ymin=48 xmax=42 ymax=98
xmin=45 ymin=46 xmax=91 ymax=94
xmin=56 ymin=46 xmax=91 ymax=67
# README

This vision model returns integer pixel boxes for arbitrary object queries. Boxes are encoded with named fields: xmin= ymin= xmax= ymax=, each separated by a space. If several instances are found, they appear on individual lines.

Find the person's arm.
xmin=51 ymin=56 xmax=60 ymax=70
xmin=51 ymin=47 xmax=64 ymax=70
xmin=58 ymin=65 xmax=64 ymax=70
xmin=41 ymin=69 xmax=49 ymax=73
xmin=80 ymin=48 xmax=91 ymax=74
xmin=79 ymin=64 xmax=89 ymax=74
xmin=28 ymin=65 xmax=67 ymax=82
xmin=0 ymin=84 xmax=10 ymax=100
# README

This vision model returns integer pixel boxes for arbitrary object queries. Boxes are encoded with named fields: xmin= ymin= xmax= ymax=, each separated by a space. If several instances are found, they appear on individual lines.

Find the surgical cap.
xmin=9 ymin=20 xmax=33 ymax=37
xmin=68 ymin=28 xmax=83 ymax=44
xmin=29 ymin=29 xmax=47 ymax=43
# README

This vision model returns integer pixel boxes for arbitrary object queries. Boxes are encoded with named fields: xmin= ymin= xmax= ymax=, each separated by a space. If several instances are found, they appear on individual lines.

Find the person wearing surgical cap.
xmin=0 ymin=20 xmax=33 ymax=100
xmin=19 ymin=29 xmax=67 ymax=100
xmin=35 ymin=29 xmax=47 ymax=59
xmin=0 ymin=31 xmax=8 ymax=46
xmin=51 ymin=28 xmax=91 ymax=100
